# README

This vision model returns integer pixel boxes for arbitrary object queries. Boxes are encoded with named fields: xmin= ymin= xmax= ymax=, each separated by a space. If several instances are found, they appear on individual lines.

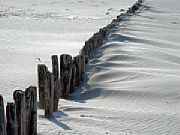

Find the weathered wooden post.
xmin=83 ymin=43 xmax=89 ymax=64
xmin=60 ymin=54 xmax=66 ymax=97
xmin=73 ymin=56 xmax=80 ymax=87
xmin=81 ymin=54 xmax=85 ymax=75
xmin=0 ymin=95 xmax=6 ymax=135
xmin=88 ymin=40 xmax=93 ymax=59
xmin=6 ymin=102 xmax=16 ymax=135
xmin=70 ymin=64 xmax=76 ymax=93
xmin=25 ymin=88 xmax=32 ymax=135
xmin=25 ymin=86 xmax=37 ymax=135
xmin=45 ymin=71 xmax=54 ymax=118
xmin=13 ymin=90 xmax=26 ymax=135
xmin=92 ymin=34 xmax=97 ymax=49
xmin=38 ymin=64 xmax=47 ymax=109
xmin=78 ymin=55 xmax=82 ymax=80
xmin=31 ymin=86 xmax=37 ymax=135
xmin=94 ymin=34 xmax=99 ymax=48
xmin=97 ymin=33 xmax=103 ymax=47
xmin=52 ymin=55 xmax=60 ymax=111
xmin=85 ymin=41 xmax=90 ymax=60
xmin=60 ymin=54 xmax=73 ymax=98
xmin=99 ymin=28 xmax=106 ymax=43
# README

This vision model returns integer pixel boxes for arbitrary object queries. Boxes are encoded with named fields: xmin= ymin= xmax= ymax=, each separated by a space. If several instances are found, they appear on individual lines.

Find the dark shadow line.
xmin=49 ymin=118 xmax=72 ymax=130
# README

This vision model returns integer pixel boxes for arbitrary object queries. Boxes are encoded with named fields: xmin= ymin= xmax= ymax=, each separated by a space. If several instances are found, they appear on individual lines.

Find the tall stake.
xmin=60 ymin=54 xmax=73 ymax=98
xmin=0 ymin=95 xmax=6 ymax=135
xmin=38 ymin=64 xmax=47 ymax=109
xmin=25 ymin=86 xmax=37 ymax=135
xmin=6 ymin=102 xmax=16 ymax=135
xmin=45 ymin=71 xmax=54 ymax=118
xmin=52 ymin=55 xmax=60 ymax=111
xmin=13 ymin=90 xmax=26 ymax=135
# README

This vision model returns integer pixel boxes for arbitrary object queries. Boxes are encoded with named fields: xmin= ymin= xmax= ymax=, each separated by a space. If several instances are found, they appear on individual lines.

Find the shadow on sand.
xmin=63 ymin=2 xmax=152 ymax=104
xmin=48 ymin=110 xmax=72 ymax=130
xmin=48 ymin=117 xmax=72 ymax=130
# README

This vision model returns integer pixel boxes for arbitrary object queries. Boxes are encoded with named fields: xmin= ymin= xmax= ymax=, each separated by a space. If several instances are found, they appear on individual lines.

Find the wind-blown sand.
xmin=38 ymin=0 xmax=180 ymax=134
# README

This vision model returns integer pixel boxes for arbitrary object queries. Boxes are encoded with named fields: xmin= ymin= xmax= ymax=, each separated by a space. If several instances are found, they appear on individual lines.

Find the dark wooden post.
xmin=49 ymin=73 xmax=54 ymax=116
xmin=81 ymin=54 xmax=85 ymax=75
xmin=0 ymin=95 xmax=6 ymax=135
xmin=89 ymin=40 xmax=94 ymax=59
xmin=6 ymin=102 xmax=16 ymax=135
xmin=73 ymin=56 xmax=80 ymax=87
xmin=78 ymin=55 xmax=82 ymax=80
xmin=30 ymin=86 xmax=37 ymax=135
xmin=38 ymin=64 xmax=47 ymax=109
xmin=25 ymin=88 xmax=33 ymax=135
xmin=25 ymin=86 xmax=37 ymax=135
xmin=45 ymin=71 xmax=54 ymax=118
xmin=86 ymin=40 xmax=91 ymax=59
xmin=84 ymin=41 xmax=90 ymax=61
xmin=60 ymin=54 xmax=73 ymax=98
xmin=52 ymin=55 xmax=59 ymax=111
xmin=93 ymin=35 xmax=96 ymax=48
xmin=32 ymin=87 xmax=37 ymax=135
xmin=13 ymin=90 xmax=26 ymax=135
xmin=60 ymin=54 xmax=65 ymax=97
xmin=70 ymin=64 xmax=76 ymax=93
xmin=83 ymin=43 xmax=89 ymax=64
xmin=99 ymin=28 xmax=106 ymax=42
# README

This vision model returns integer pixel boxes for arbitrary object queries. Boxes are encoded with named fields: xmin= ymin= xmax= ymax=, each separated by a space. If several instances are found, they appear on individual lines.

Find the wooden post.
xmin=83 ymin=43 xmax=89 ymax=64
xmin=45 ymin=71 xmax=54 ymax=118
xmin=60 ymin=54 xmax=65 ymax=97
xmin=89 ymin=40 xmax=94 ymax=59
xmin=25 ymin=86 xmax=37 ymax=135
xmin=60 ymin=54 xmax=73 ymax=98
xmin=6 ymin=102 xmax=16 ymax=135
xmin=49 ymin=73 xmax=54 ymax=116
xmin=90 ymin=40 xmax=93 ymax=59
xmin=51 ymin=55 xmax=59 ymax=111
xmin=99 ymin=28 xmax=106 ymax=42
xmin=70 ymin=64 xmax=76 ymax=93
xmin=25 ymin=88 xmax=33 ymax=135
xmin=85 ymin=41 xmax=90 ymax=60
xmin=78 ymin=55 xmax=82 ymax=80
xmin=38 ymin=64 xmax=47 ymax=109
xmin=65 ymin=54 xmax=72 ymax=97
xmin=0 ymin=95 xmax=6 ymax=135
xmin=73 ymin=56 xmax=80 ymax=87
xmin=81 ymin=54 xmax=85 ymax=75
xmin=32 ymin=87 xmax=37 ymax=135
xmin=93 ymin=36 xmax=97 ymax=48
xmin=13 ymin=90 xmax=26 ymax=135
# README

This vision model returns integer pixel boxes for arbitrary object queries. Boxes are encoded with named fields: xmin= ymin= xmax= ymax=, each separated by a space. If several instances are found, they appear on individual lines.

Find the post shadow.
xmin=48 ymin=118 xmax=72 ymax=130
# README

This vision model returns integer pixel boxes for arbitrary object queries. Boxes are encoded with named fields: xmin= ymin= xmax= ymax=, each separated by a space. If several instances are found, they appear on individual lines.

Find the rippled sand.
xmin=0 ymin=0 xmax=135 ymax=103
xmin=38 ymin=0 xmax=180 ymax=134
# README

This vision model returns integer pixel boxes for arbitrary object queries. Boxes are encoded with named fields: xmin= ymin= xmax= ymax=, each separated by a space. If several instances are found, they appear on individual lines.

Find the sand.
xmin=38 ymin=0 xmax=180 ymax=134
xmin=0 ymin=0 xmax=180 ymax=134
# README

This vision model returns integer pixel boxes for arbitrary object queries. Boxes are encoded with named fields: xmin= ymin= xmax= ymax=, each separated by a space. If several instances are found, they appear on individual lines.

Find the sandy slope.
xmin=0 ymin=0 xmax=136 ymax=103
xmin=38 ymin=0 xmax=180 ymax=134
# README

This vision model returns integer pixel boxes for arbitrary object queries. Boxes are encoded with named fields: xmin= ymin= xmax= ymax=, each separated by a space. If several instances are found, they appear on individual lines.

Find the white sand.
xmin=1 ymin=0 xmax=180 ymax=134
xmin=38 ymin=0 xmax=180 ymax=134
xmin=0 ymin=0 xmax=136 ymax=103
